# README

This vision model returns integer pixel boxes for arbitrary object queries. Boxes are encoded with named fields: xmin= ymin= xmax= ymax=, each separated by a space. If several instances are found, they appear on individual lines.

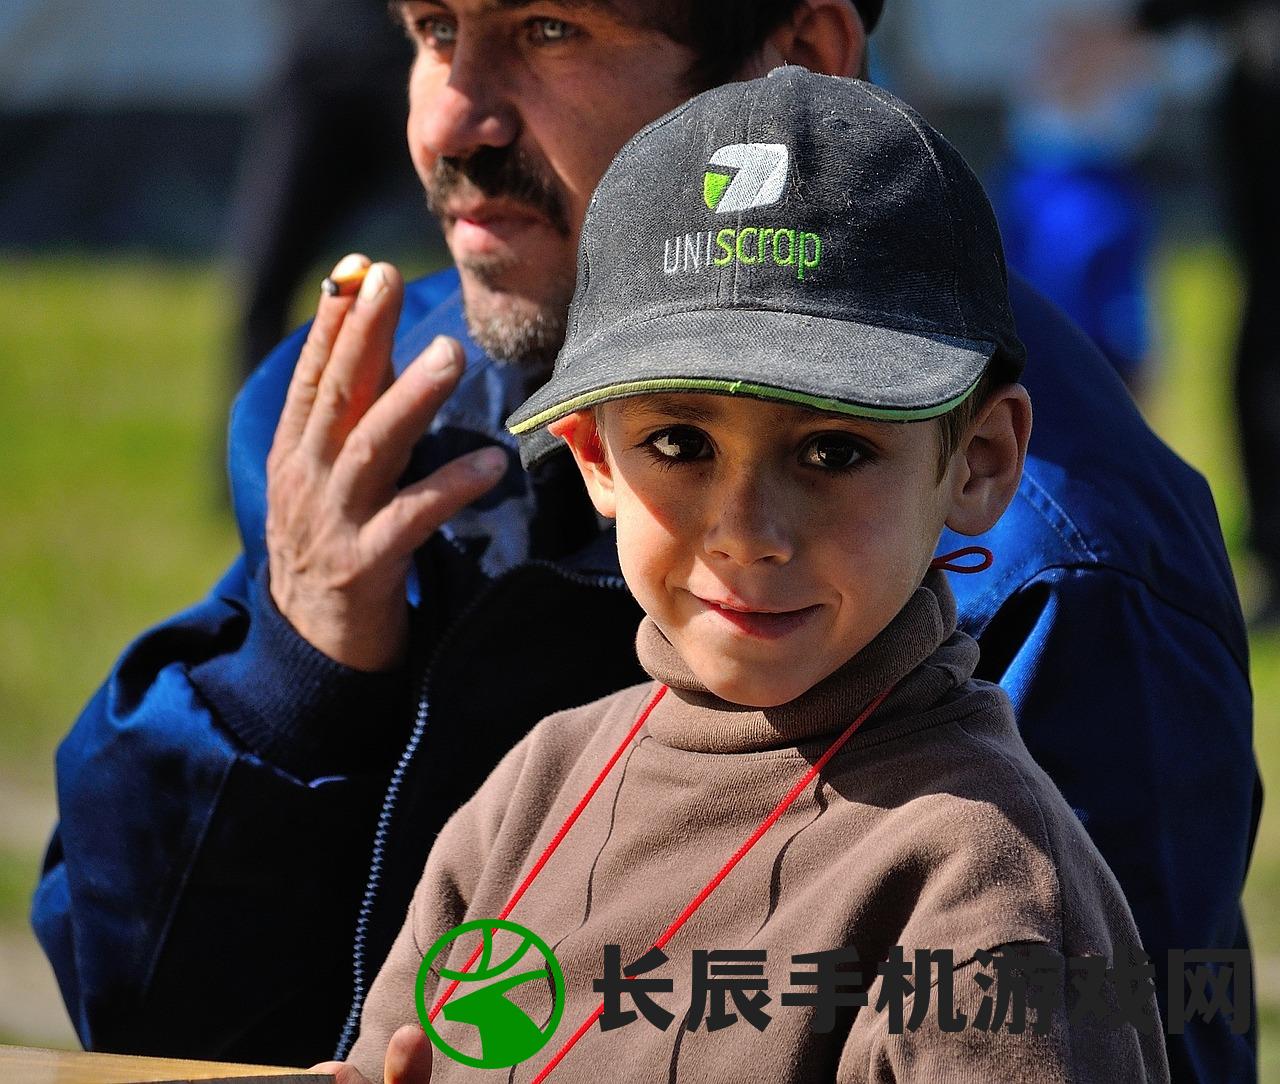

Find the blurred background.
xmin=1 ymin=0 xmax=1277 ymax=1075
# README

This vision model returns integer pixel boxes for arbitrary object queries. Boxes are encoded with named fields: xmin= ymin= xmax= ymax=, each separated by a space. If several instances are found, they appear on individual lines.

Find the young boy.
xmin=339 ymin=69 xmax=1170 ymax=1082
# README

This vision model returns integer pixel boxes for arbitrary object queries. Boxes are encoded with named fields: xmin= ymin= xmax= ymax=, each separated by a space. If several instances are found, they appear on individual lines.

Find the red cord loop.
xmin=929 ymin=545 xmax=993 ymax=574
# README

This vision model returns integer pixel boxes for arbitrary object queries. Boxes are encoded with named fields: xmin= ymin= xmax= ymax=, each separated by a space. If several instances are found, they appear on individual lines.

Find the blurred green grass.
xmin=0 ymin=257 xmax=240 ymax=770
xmin=0 ymin=249 xmax=1276 ymax=1073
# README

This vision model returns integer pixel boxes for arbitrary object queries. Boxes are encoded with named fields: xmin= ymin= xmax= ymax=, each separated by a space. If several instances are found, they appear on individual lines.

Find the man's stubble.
xmin=456 ymin=250 xmax=575 ymax=381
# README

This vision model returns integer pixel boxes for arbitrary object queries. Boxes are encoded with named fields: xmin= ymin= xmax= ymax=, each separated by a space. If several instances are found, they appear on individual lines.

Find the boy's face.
xmin=563 ymin=393 xmax=963 ymax=707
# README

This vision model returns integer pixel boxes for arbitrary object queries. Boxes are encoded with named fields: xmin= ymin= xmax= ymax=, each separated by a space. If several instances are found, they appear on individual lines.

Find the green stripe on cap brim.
xmin=508 ymin=375 xmax=982 ymax=436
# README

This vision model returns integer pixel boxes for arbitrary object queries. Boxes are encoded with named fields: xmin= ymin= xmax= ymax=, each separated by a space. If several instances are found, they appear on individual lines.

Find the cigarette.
xmin=322 ymin=255 xmax=372 ymax=297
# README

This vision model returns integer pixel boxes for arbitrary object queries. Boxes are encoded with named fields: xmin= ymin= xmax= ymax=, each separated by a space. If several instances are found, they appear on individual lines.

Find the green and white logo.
xmin=415 ymin=919 xmax=566 ymax=1070
xmin=663 ymin=141 xmax=822 ymax=280
xmin=703 ymin=143 xmax=789 ymax=214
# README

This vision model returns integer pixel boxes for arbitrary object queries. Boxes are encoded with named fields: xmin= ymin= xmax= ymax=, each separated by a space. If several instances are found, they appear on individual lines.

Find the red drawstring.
xmin=930 ymin=545 xmax=993 ymax=574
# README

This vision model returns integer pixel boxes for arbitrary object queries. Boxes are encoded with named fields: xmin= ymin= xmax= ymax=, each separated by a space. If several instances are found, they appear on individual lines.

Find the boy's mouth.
xmin=698 ymin=597 xmax=822 ymax=640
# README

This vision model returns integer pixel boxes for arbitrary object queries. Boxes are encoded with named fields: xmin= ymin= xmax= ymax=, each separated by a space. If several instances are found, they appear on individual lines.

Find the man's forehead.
xmin=396 ymin=0 xmax=661 ymax=24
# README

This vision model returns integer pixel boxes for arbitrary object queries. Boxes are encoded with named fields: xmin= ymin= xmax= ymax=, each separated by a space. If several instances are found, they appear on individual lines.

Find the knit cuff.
xmin=190 ymin=563 xmax=412 ymax=778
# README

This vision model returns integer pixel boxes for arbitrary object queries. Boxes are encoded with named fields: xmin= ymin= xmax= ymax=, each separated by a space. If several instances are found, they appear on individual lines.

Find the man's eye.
xmin=409 ymin=15 xmax=456 ymax=46
xmin=645 ymin=426 xmax=711 ymax=463
xmin=529 ymin=17 xmax=574 ymax=42
xmin=800 ymin=434 xmax=867 ymax=471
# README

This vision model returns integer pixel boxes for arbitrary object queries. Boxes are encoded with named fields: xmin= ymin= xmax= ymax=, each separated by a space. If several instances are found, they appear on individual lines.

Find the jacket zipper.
xmin=333 ymin=560 xmax=628 ymax=1058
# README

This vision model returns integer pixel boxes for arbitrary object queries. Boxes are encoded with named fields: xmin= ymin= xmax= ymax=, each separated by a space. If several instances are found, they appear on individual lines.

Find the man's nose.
xmin=704 ymin=473 xmax=795 ymax=567
xmin=414 ymin=40 xmax=519 ymax=158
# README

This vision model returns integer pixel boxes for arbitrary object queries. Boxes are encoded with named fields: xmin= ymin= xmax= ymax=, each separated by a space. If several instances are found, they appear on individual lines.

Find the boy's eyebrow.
xmin=611 ymin=395 xmax=718 ymax=424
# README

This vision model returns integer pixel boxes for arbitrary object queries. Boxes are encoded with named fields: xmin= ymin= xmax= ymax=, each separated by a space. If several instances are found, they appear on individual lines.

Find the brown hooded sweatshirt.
xmin=349 ymin=571 xmax=1170 ymax=1082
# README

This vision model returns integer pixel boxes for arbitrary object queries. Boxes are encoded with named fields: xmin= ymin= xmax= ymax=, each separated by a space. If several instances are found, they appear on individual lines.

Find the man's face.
xmin=397 ymin=1 xmax=700 ymax=368
xmin=585 ymin=394 xmax=958 ymax=707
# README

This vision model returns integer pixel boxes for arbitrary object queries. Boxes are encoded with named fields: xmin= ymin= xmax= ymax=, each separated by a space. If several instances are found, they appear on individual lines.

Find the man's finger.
xmin=360 ymin=445 xmax=509 ymax=567
xmin=275 ymin=253 xmax=370 ymax=454
xmin=301 ymin=261 xmax=403 ymax=462
xmin=329 ymin=336 xmax=467 ymax=516
xmin=385 ymin=1024 xmax=434 ymax=1084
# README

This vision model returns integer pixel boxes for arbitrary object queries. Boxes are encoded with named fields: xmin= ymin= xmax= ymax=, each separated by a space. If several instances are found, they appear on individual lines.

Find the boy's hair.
xmin=935 ymin=367 xmax=1002 ymax=480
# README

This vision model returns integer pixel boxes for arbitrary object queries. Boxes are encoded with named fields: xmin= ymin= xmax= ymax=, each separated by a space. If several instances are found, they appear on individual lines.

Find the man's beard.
xmin=426 ymin=146 xmax=575 ymax=373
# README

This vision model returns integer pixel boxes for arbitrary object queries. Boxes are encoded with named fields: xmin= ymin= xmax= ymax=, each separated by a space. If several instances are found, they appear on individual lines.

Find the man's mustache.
xmin=425 ymin=146 xmax=570 ymax=236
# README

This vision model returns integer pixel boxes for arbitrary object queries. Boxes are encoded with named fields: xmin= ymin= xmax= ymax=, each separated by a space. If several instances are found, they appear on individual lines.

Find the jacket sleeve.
xmin=30 ymin=321 xmax=416 ymax=1066
xmin=30 ymin=554 xmax=413 ymax=1066
xmin=976 ymin=564 xmax=1259 ymax=1084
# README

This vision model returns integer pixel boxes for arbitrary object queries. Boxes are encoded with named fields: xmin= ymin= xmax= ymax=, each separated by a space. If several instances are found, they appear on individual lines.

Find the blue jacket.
xmin=33 ymin=268 xmax=1257 ymax=1081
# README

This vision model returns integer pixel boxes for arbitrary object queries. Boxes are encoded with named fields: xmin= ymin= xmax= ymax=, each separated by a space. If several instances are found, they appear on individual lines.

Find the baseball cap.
xmin=506 ymin=68 xmax=1025 ymax=465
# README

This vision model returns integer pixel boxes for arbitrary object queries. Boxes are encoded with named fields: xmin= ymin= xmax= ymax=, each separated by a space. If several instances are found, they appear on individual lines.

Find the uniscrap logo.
xmin=703 ymin=143 xmax=788 ymax=213
xmin=416 ymin=919 xmax=566 ymax=1069
xmin=664 ymin=141 xmax=823 ymax=281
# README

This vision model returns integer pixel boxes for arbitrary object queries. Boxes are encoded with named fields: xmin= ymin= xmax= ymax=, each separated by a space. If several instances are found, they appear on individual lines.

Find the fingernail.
xmin=472 ymin=447 xmax=508 ymax=476
xmin=321 ymin=253 xmax=371 ymax=296
xmin=357 ymin=263 xmax=387 ymax=303
xmin=426 ymin=336 xmax=461 ymax=371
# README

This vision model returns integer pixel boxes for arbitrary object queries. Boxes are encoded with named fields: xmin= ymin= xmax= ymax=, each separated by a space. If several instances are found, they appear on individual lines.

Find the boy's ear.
xmin=547 ymin=411 xmax=617 ymax=519
xmin=944 ymin=384 xmax=1033 ymax=536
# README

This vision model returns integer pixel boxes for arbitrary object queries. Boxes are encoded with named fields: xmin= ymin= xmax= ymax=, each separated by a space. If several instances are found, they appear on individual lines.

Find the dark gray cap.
xmin=507 ymin=67 xmax=1024 ymax=464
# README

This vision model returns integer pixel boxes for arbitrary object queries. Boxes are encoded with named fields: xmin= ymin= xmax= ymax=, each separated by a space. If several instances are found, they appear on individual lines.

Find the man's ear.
xmin=742 ymin=1 xmax=865 ymax=80
xmin=548 ymin=411 xmax=617 ymax=519
xmin=944 ymin=384 xmax=1033 ymax=536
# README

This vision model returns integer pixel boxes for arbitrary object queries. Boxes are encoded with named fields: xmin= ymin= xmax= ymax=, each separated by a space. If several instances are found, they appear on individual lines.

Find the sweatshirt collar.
xmin=636 ymin=570 xmax=978 ymax=754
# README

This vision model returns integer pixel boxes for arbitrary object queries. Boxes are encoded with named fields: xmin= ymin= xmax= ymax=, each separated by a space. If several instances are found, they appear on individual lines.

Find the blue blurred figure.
xmin=995 ymin=14 xmax=1160 ymax=393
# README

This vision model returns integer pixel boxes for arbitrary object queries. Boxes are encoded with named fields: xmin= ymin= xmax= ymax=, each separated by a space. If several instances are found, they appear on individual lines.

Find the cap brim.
xmin=507 ymin=308 xmax=994 ymax=465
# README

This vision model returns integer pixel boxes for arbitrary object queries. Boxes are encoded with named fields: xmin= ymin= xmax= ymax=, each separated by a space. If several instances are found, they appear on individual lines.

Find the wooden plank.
xmin=0 ymin=1045 xmax=333 ymax=1083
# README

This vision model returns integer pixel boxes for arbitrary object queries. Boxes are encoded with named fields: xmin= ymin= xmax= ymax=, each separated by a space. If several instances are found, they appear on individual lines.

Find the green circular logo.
xmin=415 ymin=919 xmax=566 ymax=1069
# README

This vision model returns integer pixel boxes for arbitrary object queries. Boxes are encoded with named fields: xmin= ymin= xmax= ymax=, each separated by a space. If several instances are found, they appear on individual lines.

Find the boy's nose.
xmin=704 ymin=476 xmax=795 ymax=567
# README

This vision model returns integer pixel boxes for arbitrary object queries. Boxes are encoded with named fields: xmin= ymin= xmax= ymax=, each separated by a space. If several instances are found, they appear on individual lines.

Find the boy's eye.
xmin=800 ymin=433 xmax=867 ymax=471
xmin=529 ymin=17 xmax=574 ymax=42
xmin=645 ymin=426 xmax=711 ymax=463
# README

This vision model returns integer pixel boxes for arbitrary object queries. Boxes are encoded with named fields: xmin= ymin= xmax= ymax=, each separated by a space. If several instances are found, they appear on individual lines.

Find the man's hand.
xmin=266 ymin=254 xmax=508 ymax=670
xmin=309 ymin=1024 xmax=434 ymax=1084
